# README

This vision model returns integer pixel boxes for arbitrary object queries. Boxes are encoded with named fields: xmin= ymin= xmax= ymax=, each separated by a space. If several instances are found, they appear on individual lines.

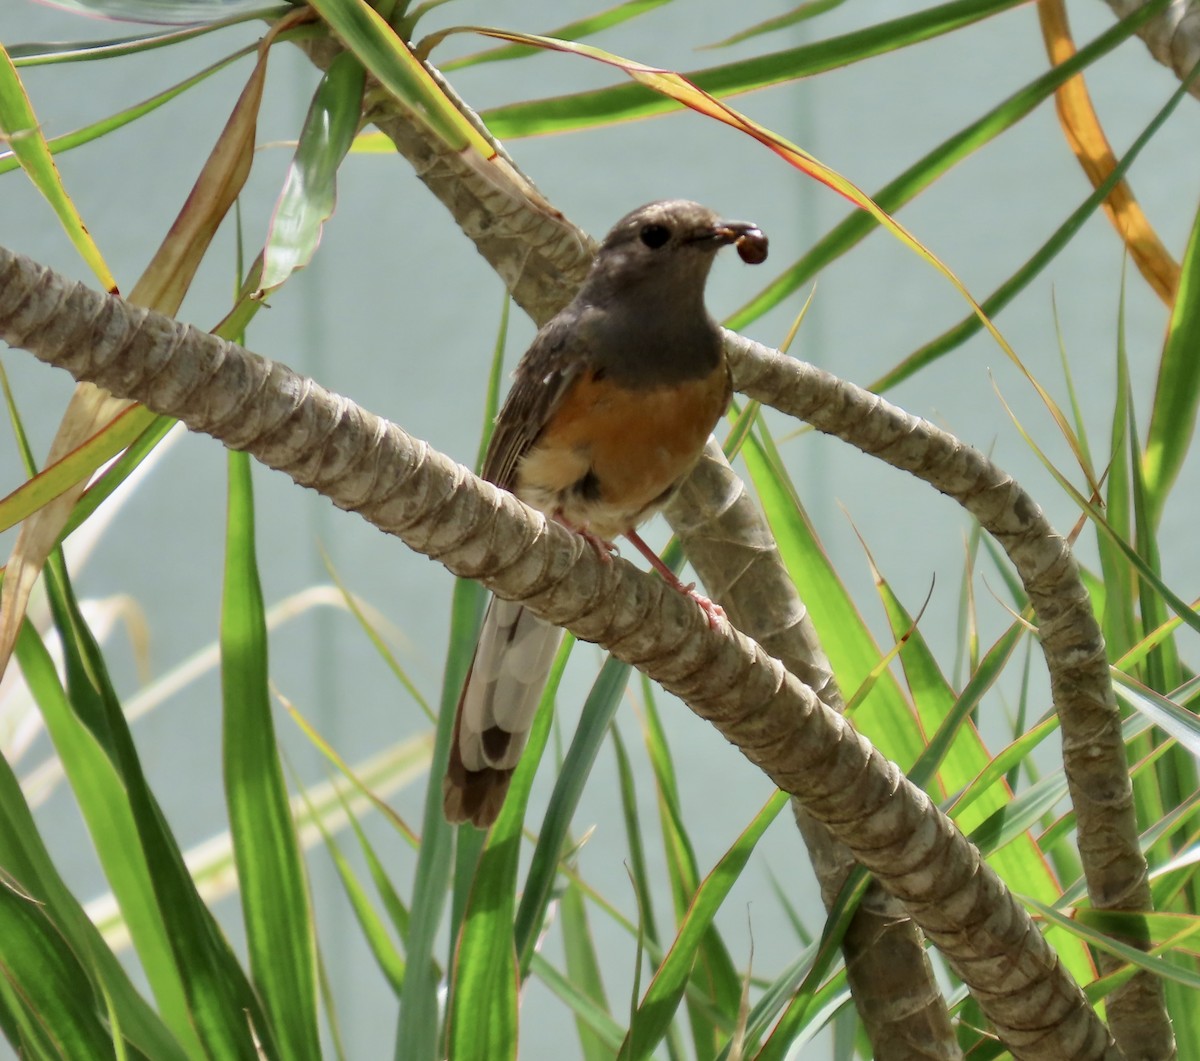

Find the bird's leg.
xmin=553 ymin=511 xmax=618 ymax=564
xmin=555 ymin=515 xmax=724 ymax=628
xmin=623 ymin=530 xmax=725 ymax=628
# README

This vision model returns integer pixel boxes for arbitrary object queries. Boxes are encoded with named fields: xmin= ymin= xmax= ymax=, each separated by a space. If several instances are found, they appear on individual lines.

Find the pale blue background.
xmin=2 ymin=1 xmax=1197 ymax=1057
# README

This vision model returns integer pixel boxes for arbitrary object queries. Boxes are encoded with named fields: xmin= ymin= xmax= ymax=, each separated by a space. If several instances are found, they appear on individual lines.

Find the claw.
xmin=554 ymin=511 xmax=617 ymax=564
xmin=688 ymin=588 xmax=726 ymax=629
xmin=624 ymin=530 xmax=725 ymax=628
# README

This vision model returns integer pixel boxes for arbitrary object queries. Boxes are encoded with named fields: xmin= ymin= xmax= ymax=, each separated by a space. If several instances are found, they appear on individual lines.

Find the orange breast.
xmin=515 ymin=364 xmax=730 ymax=540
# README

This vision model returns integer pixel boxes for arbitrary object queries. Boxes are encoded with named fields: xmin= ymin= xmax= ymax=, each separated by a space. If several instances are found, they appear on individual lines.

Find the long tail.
xmin=442 ymin=597 xmax=561 ymax=827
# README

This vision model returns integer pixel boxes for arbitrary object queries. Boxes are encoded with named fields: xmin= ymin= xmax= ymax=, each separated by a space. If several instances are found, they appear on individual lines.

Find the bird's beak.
xmin=711 ymin=220 xmax=769 ymax=264
xmin=712 ymin=220 xmax=760 ymax=243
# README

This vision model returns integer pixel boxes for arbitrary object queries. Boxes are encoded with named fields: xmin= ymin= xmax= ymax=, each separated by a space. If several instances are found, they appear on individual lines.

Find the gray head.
xmin=579 ymin=200 xmax=765 ymax=312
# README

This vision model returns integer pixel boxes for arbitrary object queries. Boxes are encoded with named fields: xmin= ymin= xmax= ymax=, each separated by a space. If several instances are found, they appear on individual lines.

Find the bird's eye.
xmin=639 ymin=224 xmax=671 ymax=249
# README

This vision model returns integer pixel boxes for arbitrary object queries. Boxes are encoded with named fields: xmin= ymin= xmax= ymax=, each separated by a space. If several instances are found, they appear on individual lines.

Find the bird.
xmin=443 ymin=200 xmax=768 ymax=828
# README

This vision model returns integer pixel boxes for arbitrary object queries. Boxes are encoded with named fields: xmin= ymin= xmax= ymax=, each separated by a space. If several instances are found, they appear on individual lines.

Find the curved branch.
xmin=667 ymin=445 xmax=961 ymax=1059
xmin=726 ymin=332 xmax=1169 ymax=1057
xmin=301 ymin=30 xmax=961 ymax=1047
xmin=297 ymin=20 xmax=1169 ymax=1054
xmin=0 ymin=244 xmax=1119 ymax=1060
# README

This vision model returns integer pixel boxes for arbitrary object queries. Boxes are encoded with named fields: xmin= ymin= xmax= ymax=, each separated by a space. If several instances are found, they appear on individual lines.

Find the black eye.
xmin=639 ymin=223 xmax=670 ymax=249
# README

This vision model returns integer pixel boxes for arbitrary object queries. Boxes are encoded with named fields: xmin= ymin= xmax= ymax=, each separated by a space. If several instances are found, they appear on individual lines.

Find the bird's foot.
xmin=554 ymin=512 xmax=617 ymax=564
xmin=624 ymin=530 xmax=725 ymax=629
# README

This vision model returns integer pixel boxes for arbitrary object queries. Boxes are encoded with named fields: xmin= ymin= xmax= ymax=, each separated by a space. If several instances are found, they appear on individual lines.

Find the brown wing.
xmin=448 ymin=313 xmax=588 ymax=827
xmin=482 ymin=312 xmax=591 ymax=491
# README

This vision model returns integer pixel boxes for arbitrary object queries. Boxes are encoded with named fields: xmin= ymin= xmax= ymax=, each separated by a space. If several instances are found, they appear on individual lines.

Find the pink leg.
xmin=554 ymin=511 xmax=617 ymax=564
xmin=624 ymin=530 xmax=725 ymax=628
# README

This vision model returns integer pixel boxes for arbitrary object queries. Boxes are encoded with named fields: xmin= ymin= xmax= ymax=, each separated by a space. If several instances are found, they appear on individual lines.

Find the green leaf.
xmin=560 ymin=880 xmax=612 ymax=1061
xmin=7 ymin=10 xmax=288 ymax=65
xmin=37 ymin=557 xmax=274 ymax=1061
xmin=0 ymin=885 xmax=118 ymax=1061
xmin=724 ymin=0 xmax=1167 ymax=337
xmin=221 ymin=451 xmax=321 ymax=1061
xmin=869 ymin=11 xmax=1187 ymax=391
xmin=438 ymin=0 xmax=673 ymax=71
xmin=880 ymin=602 xmax=1095 ymax=987
xmin=0 ymin=726 xmax=187 ymax=1061
xmin=612 ymin=726 xmax=662 ymax=954
xmin=1127 ymin=399 xmax=1183 ymax=696
xmin=530 ymin=953 xmax=627 ymax=1052
xmin=1112 ymin=673 xmax=1200 ymax=760
xmin=481 ymin=0 xmax=1025 ymax=138
xmin=0 ymin=406 xmax=160 ymax=535
xmin=257 ymin=51 xmax=366 ymax=296
xmin=622 ymin=792 xmax=788 ymax=1060
xmin=300 ymin=783 xmax=406 ymax=995
xmin=446 ymin=912 xmax=520 ymax=1061
xmin=514 ymin=656 xmax=633 ymax=973
xmin=307 ymin=0 xmax=488 ymax=153
xmin=879 ymin=581 xmax=1023 ymax=827
xmin=701 ymin=0 xmax=846 ymax=50
xmin=15 ymin=616 xmax=200 ymax=1059
xmin=611 ymin=723 xmax=690 ymax=1060
xmin=740 ymin=421 xmax=919 ymax=767
xmin=39 ymin=0 xmax=286 ymax=24
xmin=398 ymin=295 xmax=513 ymax=1061
xmin=1030 ymin=897 xmax=1200 ymax=989
xmin=0 ymin=44 xmax=115 ymax=289
xmin=1144 ymin=190 xmax=1200 ymax=521
xmin=445 ymin=636 xmax=572 ymax=1061
xmin=0 ymin=45 xmax=259 ymax=178
xmin=727 ymin=946 xmax=845 ymax=1061
xmin=1097 ymin=287 xmax=1139 ymax=659
xmin=445 ymin=840 xmax=522 ymax=1060
xmin=641 ymin=679 xmax=741 ymax=1058
xmin=397 ymin=573 xmax=467 ymax=1060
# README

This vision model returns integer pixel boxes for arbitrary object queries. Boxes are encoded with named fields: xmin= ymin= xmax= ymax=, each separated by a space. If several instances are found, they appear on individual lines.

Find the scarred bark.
xmin=293 ymin=34 xmax=962 ymax=1052
xmin=668 ymin=446 xmax=961 ymax=1059
xmin=0 ymin=244 xmax=1123 ymax=1060
xmin=1101 ymin=0 xmax=1200 ymax=97
xmin=727 ymin=334 xmax=1169 ymax=1058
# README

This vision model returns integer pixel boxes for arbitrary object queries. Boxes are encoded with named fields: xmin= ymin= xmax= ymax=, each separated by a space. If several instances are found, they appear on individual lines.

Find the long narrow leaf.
xmin=38 ymin=558 xmax=274 ymax=1060
xmin=257 ymin=51 xmax=366 ymax=296
xmin=8 ymin=9 xmax=289 ymax=65
xmin=871 ymin=35 xmax=1190 ymax=392
xmin=222 ymin=452 xmax=321 ymax=1061
xmin=0 ymin=46 xmax=259 ymax=177
xmin=44 ymin=0 xmax=281 ymax=23
xmin=477 ymin=0 xmax=1025 ymax=138
xmin=0 ymin=44 xmax=116 ymax=290
xmin=514 ymin=656 xmax=633 ymax=973
xmin=530 ymin=953 xmax=627 ymax=1052
xmin=560 ymin=879 xmax=613 ymax=1061
xmin=307 ymin=0 xmax=492 ymax=155
xmin=0 ymin=687 xmax=188 ymax=1061
xmin=728 ymin=1 xmax=1166 ymax=335
xmin=14 ymin=620 xmax=201 ymax=1059
xmin=440 ymin=0 xmax=673 ymax=71
xmin=740 ymin=425 xmax=917 ymax=764
xmin=623 ymin=792 xmax=789 ymax=1060
xmin=397 ymin=297 xmax=513 ymax=1060
xmin=1144 ymin=184 xmax=1200 ymax=518
xmin=444 ymin=643 xmax=577 ymax=1060
xmin=0 ymin=885 xmax=119 ymax=1061
xmin=0 ymin=406 xmax=158 ymax=535
xmin=640 ymin=678 xmax=741 ymax=1057
xmin=298 ymin=782 xmax=405 ymax=995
